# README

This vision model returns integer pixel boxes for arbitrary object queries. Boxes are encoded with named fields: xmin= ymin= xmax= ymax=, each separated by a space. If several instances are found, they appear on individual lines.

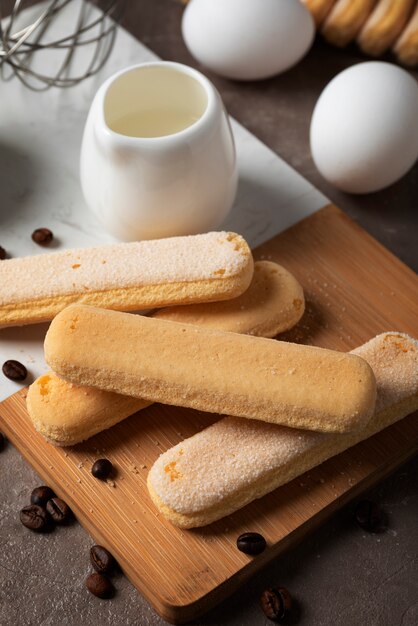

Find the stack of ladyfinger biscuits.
xmin=303 ymin=0 xmax=418 ymax=65
xmin=2 ymin=231 xmax=418 ymax=529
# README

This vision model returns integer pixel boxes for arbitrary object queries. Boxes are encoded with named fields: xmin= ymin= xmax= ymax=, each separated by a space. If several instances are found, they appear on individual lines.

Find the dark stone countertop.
xmin=1 ymin=1 xmax=417 ymax=625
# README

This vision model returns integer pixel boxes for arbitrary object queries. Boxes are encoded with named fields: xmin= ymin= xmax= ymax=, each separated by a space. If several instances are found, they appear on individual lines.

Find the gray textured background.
xmin=1 ymin=1 xmax=418 ymax=625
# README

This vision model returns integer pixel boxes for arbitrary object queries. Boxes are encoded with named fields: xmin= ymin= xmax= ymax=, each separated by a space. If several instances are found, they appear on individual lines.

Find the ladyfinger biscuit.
xmin=154 ymin=261 xmax=305 ymax=338
xmin=301 ymin=0 xmax=338 ymax=26
xmin=148 ymin=332 xmax=418 ymax=528
xmin=0 ymin=231 xmax=253 ymax=327
xmin=26 ymin=373 xmax=151 ymax=446
xmin=358 ymin=0 xmax=416 ymax=56
xmin=393 ymin=4 xmax=418 ymax=66
xmin=322 ymin=0 xmax=378 ymax=47
xmin=44 ymin=305 xmax=376 ymax=434
xmin=27 ymin=262 xmax=305 ymax=446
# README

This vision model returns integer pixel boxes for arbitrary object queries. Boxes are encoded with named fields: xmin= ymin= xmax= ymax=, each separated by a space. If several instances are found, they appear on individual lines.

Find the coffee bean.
xmin=30 ymin=486 xmax=56 ymax=507
xmin=0 ymin=246 xmax=6 ymax=260
xmin=20 ymin=504 xmax=50 ymax=532
xmin=237 ymin=532 xmax=266 ymax=555
xmin=90 ymin=545 xmax=116 ymax=574
xmin=32 ymin=228 xmax=53 ymax=245
xmin=86 ymin=572 xmax=114 ymax=599
xmin=260 ymin=588 xmax=282 ymax=622
xmin=260 ymin=587 xmax=292 ymax=622
xmin=354 ymin=500 xmax=386 ymax=532
xmin=91 ymin=459 xmax=113 ymax=480
xmin=46 ymin=497 xmax=72 ymax=524
xmin=2 ymin=360 xmax=27 ymax=382
xmin=277 ymin=587 xmax=292 ymax=619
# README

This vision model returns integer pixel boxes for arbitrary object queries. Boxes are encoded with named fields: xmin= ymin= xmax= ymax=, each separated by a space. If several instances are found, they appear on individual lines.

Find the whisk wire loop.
xmin=0 ymin=0 xmax=124 ymax=90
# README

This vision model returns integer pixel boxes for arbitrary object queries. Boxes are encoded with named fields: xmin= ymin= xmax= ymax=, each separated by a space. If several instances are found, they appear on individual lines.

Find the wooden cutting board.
xmin=1 ymin=204 xmax=417 ymax=624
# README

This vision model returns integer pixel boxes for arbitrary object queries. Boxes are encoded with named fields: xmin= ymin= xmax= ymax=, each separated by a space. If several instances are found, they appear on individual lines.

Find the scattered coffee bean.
xmin=91 ymin=458 xmax=113 ymax=480
xmin=2 ymin=360 xmax=27 ymax=382
xmin=30 ymin=486 xmax=56 ymax=507
xmin=237 ymin=532 xmax=266 ymax=555
xmin=86 ymin=572 xmax=114 ymax=599
xmin=90 ymin=545 xmax=116 ymax=574
xmin=0 ymin=246 xmax=6 ymax=260
xmin=354 ymin=500 xmax=386 ymax=533
xmin=0 ymin=433 xmax=5 ymax=452
xmin=20 ymin=504 xmax=50 ymax=532
xmin=31 ymin=228 xmax=53 ymax=245
xmin=46 ymin=497 xmax=72 ymax=524
xmin=260 ymin=587 xmax=292 ymax=623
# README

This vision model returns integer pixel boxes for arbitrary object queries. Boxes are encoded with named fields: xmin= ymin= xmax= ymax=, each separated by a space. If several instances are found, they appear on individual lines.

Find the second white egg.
xmin=182 ymin=0 xmax=315 ymax=81
xmin=310 ymin=62 xmax=418 ymax=194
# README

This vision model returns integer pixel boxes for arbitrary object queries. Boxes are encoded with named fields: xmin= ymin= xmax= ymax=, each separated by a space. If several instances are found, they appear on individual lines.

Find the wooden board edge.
xmin=152 ymin=432 xmax=418 ymax=623
xmin=1 ymin=390 xmax=417 ymax=624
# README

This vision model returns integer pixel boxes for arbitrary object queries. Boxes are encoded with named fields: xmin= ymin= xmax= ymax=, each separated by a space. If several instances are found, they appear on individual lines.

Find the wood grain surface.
xmin=1 ymin=205 xmax=417 ymax=624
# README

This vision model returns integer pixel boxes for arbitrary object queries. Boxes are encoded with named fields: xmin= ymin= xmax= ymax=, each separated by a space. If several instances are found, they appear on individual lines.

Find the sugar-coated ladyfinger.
xmin=28 ymin=261 xmax=305 ymax=445
xmin=0 ymin=231 xmax=253 ymax=327
xmin=147 ymin=332 xmax=418 ymax=528
xmin=358 ymin=0 xmax=416 ymax=56
xmin=44 ymin=305 xmax=376 ymax=434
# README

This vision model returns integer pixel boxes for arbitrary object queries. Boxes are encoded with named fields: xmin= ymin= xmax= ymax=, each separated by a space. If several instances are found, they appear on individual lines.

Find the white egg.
xmin=182 ymin=0 xmax=315 ymax=81
xmin=310 ymin=62 xmax=418 ymax=194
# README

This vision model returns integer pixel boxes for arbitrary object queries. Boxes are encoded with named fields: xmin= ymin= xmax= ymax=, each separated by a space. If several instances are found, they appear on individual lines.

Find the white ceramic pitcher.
xmin=80 ymin=61 xmax=238 ymax=241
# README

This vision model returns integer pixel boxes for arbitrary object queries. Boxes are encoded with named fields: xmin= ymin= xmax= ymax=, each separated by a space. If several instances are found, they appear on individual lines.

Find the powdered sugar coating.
xmin=148 ymin=332 xmax=418 ymax=517
xmin=151 ymin=417 xmax=325 ymax=514
xmin=352 ymin=332 xmax=418 ymax=413
xmin=0 ymin=231 xmax=249 ymax=305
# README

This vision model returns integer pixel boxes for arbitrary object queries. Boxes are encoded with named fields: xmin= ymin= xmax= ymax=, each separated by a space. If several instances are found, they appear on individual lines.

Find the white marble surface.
xmin=0 ymin=1 xmax=327 ymax=401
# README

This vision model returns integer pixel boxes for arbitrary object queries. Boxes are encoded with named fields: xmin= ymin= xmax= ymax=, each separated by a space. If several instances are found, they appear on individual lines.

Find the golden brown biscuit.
xmin=44 ymin=304 xmax=376 ymax=434
xmin=26 ymin=374 xmax=150 ymax=446
xmin=393 ymin=3 xmax=418 ymax=65
xmin=148 ymin=332 xmax=418 ymax=528
xmin=27 ymin=261 xmax=305 ymax=445
xmin=154 ymin=260 xmax=305 ymax=338
xmin=322 ymin=0 xmax=379 ymax=46
xmin=0 ymin=231 xmax=253 ymax=327
xmin=358 ymin=0 xmax=416 ymax=56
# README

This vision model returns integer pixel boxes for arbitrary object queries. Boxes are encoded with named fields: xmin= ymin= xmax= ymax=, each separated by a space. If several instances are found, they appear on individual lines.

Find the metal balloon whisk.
xmin=0 ymin=0 xmax=125 ymax=90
